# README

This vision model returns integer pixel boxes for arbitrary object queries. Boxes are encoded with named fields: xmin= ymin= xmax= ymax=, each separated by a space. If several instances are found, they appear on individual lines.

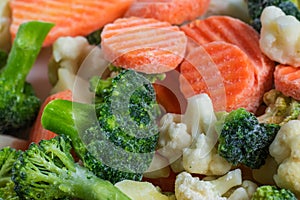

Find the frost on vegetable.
xmin=269 ymin=120 xmax=300 ymax=196
xmin=174 ymin=169 xmax=242 ymax=200
xmin=259 ymin=6 xmax=300 ymax=67
xmin=48 ymin=36 xmax=108 ymax=94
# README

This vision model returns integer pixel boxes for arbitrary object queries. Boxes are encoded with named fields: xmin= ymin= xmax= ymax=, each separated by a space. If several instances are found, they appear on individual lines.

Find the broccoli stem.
xmin=41 ymin=99 xmax=95 ymax=155
xmin=67 ymin=165 xmax=130 ymax=200
xmin=0 ymin=21 xmax=54 ymax=91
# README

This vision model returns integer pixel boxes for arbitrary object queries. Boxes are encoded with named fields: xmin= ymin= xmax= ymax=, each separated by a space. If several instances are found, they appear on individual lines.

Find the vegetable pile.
xmin=0 ymin=0 xmax=300 ymax=199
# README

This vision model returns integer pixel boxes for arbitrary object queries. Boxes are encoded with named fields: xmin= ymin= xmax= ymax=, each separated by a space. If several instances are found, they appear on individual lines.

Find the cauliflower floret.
xmin=259 ymin=6 xmax=300 ymax=67
xmin=49 ymin=36 xmax=108 ymax=94
xmin=0 ymin=0 xmax=11 ymax=52
xmin=156 ymin=94 xmax=232 ymax=176
xmin=158 ymin=113 xmax=192 ymax=163
xmin=182 ymin=134 xmax=232 ymax=175
xmin=181 ymin=94 xmax=232 ymax=175
xmin=228 ymin=180 xmax=258 ymax=200
xmin=269 ymin=120 xmax=300 ymax=195
xmin=175 ymin=169 xmax=242 ymax=200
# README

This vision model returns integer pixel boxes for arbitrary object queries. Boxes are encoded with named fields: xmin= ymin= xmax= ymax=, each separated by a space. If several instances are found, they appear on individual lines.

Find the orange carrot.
xmin=101 ymin=17 xmax=187 ymax=74
xmin=29 ymin=90 xmax=72 ymax=144
xmin=180 ymin=15 xmax=275 ymax=112
xmin=180 ymin=41 xmax=258 ymax=112
xmin=274 ymin=64 xmax=300 ymax=101
xmin=9 ymin=0 xmax=134 ymax=47
xmin=125 ymin=0 xmax=211 ymax=25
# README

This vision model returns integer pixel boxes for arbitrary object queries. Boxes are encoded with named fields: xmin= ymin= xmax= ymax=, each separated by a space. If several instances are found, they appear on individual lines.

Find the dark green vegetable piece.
xmin=12 ymin=136 xmax=130 ymax=200
xmin=247 ymin=0 xmax=300 ymax=31
xmin=85 ymin=29 xmax=102 ymax=45
xmin=42 ymin=69 xmax=160 ymax=184
xmin=251 ymin=185 xmax=297 ymax=200
xmin=217 ymin=108 xmax=280 ymax=169
xmin=0 ymin=147 xmax=21 ymax=200
xmin=0 ymin=49 xmax=8 ymax=70
xmin=0 ymin=21 xmax=54 ymax=134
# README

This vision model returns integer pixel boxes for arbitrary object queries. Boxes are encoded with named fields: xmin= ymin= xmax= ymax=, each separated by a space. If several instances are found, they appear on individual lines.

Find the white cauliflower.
xmin=227 ymin=180 xmax=258 ymax=200
xmin=181 ymin=94 xmax=232 ymax=175
xmin=259 ymin=6 xmax=300 ymax=67
xmin=158 ymin=113 xmax=192 ymax=163
xmin=156 ymin=93 xmax=231 ymax=176
xmin=0 ymin=0 xmax=11 ymax=52
xmin=49 ymin=36 xmax=108 ymax=94
xmin=175 ymin=169 xmax=242 ymax=200
xmin=269 ymin=120 xmax=300 ymax=196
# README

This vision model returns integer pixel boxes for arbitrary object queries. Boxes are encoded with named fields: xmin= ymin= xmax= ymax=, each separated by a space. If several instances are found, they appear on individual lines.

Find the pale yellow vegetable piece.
xmin=115 ymin=180 xmax=175 ymax=200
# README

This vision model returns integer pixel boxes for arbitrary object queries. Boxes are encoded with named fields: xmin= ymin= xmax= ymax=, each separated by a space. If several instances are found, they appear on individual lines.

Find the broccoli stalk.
xmin=251 ymin=185 xmax=297 ymax=200
xmin=0 ymin=21 xmax=54 ymax=134
xmin=216 ymin=108 xmax=280 ymax=169
xmin=12 ymin=136 xmax=130 ymax=200
xmin=0 ymin=147 xmax=21 ymax=200
xmin=42 ymin=69 xmax=160 ymax=184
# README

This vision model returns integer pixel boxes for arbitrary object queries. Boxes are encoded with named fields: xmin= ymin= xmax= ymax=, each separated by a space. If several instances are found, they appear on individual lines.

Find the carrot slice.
xmin=125 ymin=0 xmax=211 ymax=25
xmin=29 ymin=90 xmax=72 ymax=144
xmin=9 ymin=0 xmax=134 ymax=47
xmin=274 ymin=64 xmax=300 ymax=101
xmin=180 ymin=15 xmax=275 ymax=112
xmin=180 ymin=41 xmax=258 ymax=112
xmin=101 ymin=17 xmax=187 ymax=74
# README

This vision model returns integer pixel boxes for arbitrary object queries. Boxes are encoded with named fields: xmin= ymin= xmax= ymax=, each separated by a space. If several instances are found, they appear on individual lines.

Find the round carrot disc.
xmin=125 ymin=0 xmax=211 ymax=25
xmin=274 ymin=64 xmax=300 ymax=101
xmin=180 ymin=41 xmax=258 ymax=112
xmin=180 ymin=15 xmax=276 ymax=112
xmin=9 ymin=0 xmax=133 ymax=47
xmin=101 ymin=17 xmax=187 ymax=74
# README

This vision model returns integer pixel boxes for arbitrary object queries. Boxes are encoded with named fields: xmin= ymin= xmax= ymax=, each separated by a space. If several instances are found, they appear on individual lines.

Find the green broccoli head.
xmin=0 ymin=147 xmax=21 ymax=200
xmin=0 ymin=181 xmax=19 ymax=200
xmin=217 ymin=108 xmax=280 ymax=169
xmin=0 ymin=81 xmax=41 ymax=134
xmin=85 ymin=69 xmax=160 ymax=183
xmin=12 ymin=136 xmax=129 ymax=200
xmin=251 ymin=185 xmax=297 ymax=200
xmin=0 ymin=21 xmax=53 ymax=134
xmin=258 ymin=89 xmax=300 ymax=125
xmin=42 ymin=69 xmax=161 ymax=184
xmin=247 ymin=0 xmax=300 ymax=31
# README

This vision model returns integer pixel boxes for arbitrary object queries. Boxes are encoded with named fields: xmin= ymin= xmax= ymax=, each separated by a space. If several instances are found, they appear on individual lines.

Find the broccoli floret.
xmin=42 ymin=69 xmax=160 ymax=184
xmin=247 ymin=0 xmax=300 ymax=31
xmin=251 ymin=185 xmax=297 ymax=200
xmin=11 ymin=136 xmax=130 ymax=200
xmin=0 ymin=21 xmax=53 ymax=134
xmin=258 ymin=89 xmax=300 ymax=125
xmin=217 ymin=108 xmax=280 ymax=169
xmin=0 ymin=147 xmax=21 ymax=200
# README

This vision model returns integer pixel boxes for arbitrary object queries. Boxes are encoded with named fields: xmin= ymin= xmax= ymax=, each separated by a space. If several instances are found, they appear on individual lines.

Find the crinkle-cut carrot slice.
xmin=180 ymin=15 xmax=275 ymax=112
xmin=124 ymin=0 xmax=211 ymax=25
xmin=10 ymin=0 xmax=134 ymax=47
xmin=274 ymin=64 xmax=300 ymax=101
xmin=180 ymin=41 xmax=258 ymax=112
xmin=101 ymin=17 xmax=187 ymax=74
xmin=29 ymin=90 xmax=72 ymax=144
